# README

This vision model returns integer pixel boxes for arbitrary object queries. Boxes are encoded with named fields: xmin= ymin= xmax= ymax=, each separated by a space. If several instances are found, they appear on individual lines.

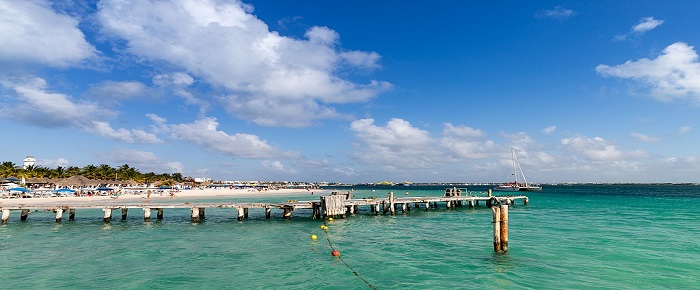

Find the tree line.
xmin=0 ymin=162 xmax=185 ymax=184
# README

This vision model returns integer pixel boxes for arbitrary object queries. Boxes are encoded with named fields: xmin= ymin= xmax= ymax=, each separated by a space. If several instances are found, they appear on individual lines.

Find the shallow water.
xmin=1 ymin=185 xmax=699 ymax=289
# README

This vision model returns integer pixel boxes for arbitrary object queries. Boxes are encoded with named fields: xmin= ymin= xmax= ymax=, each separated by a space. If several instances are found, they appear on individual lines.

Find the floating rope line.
xmin=321 ymin=220 xmax=377 ymax=290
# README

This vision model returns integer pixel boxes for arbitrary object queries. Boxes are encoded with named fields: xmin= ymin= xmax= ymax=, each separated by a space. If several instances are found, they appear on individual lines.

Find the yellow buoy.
xmin=328 ymin=218 xmax=334 ymax=221
xmin=310 ymin=234 xmax=318 ymax=240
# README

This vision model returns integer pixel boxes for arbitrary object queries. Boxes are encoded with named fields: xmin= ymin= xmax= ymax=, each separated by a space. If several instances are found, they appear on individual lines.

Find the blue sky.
xmin=1 ymin=0 xmax=699 ymax=183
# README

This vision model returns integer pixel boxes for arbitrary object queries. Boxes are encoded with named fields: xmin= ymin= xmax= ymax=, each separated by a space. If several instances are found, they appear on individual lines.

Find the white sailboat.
xmin=494 ymin=147 xmax=542 ymax=192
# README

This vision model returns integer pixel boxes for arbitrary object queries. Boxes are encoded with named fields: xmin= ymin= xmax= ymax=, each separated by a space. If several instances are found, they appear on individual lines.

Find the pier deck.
xmin=0 ymin=192 xmax=528 ymax=224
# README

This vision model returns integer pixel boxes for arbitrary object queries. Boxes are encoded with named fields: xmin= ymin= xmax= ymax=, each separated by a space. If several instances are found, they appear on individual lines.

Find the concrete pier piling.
xmin=144 ymin=208 xmax=152 ymax=222
xmin=103 ymin=208 xmax=112 ymax=222
xmin=21 ymin=209 xmax=30 ymax=221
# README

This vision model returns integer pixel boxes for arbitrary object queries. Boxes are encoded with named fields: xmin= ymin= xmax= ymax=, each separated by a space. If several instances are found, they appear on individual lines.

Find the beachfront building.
xmin=23 ymin=156 xmax=36 ymax=169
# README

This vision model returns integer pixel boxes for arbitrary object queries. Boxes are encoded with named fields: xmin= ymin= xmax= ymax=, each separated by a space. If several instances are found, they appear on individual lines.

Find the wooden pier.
xmin=0 ymin=191 xmax=527 ymax=224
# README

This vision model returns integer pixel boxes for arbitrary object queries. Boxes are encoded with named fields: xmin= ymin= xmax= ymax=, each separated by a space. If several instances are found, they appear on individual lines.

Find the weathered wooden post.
xmin=244 ymin=208 xmax=249 ymax=218
xmin=265 ymin=207 xmax=272 ymax=219
xmin=103 ymin=208 xmax=112 ymax=222
xmin=157 ymin=208 xmax=164 ymax=219
xmin=144 ymin=208 xmax=152 ymax=222
xmin=424 ymin=202 xmax=429 ymax=211
xmin=282 ymin=208 xmax=292 ymax=220
xmin=191 ymin=207 xmax=199 ymax=222
xmin=69 ymin=209 xmax=75 ymax=221
xmin=469 ymin=199 xmax=475 ymax=208
xmin=121 ymin=208 xmax=128 ymax=221
xmin=389 ymin=192 xmax=396 ymax=216
xmin=21 ymin=209 xmax=30 ymax=221
xmin=500 ymin=204 xmax=509 ymax=253
xmin=199 ymin=208 xmax=206 ymax=220
xmin=55 ymin=208 xmax=63 ymax=223
xmin=523 ymin=197 xmax=529 ymax=205
xmin=237 ymin=207 xmax=245 ymax=221
xmin=488 ymin=189 xmax=492 ymax=197
xmin=491 ymin=206 xmax=501 ymax=252
xmin=1 ymin=209 xmax=10 ymax=224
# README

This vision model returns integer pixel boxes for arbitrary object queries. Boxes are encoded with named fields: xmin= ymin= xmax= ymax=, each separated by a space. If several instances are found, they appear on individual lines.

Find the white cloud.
xmin=0 ymin=0 xmax=96 ymax=67
xmin=163 ymin=117 xmax=296 ymax=158
xmin=0 ymin=76 xmax=161 ymax=143
xmin=0 ymin=76 xmax=107 ymax=127
xmin=542 ymin=125 xmax=557 ymax=134
xmin=86 ymin=121 xmax=161 ymax=144
xmin=678 ymin=126 xmax=692 ymax=135
xmin=88 ymin=81 xmax=151 ymax=101
xmin=97 ymin=0 xmax=390 ymax=127
xmin=630 ymin=132 xmax=661 ymax=143
xmin=561 ymin=136 xmax=647 ymax=161
xmin=350 ymin=118 xmax=440 ymax=168
xmin=615 ymin=17 xmax=664 ymax=41
xmin=596 ymin=42 xmax=700 ymax=104
xmin=101 ymin=148 xmax=182 ymax=173
xmin=633 ymin=17 xmax=664 ymax=33
xmin=536 ymin=6 xmax=576 ymax=20
xmin=442 ymin=123 xmax=485 ymax=138
xmin=261 ymin=160 xmax=297 ymax=174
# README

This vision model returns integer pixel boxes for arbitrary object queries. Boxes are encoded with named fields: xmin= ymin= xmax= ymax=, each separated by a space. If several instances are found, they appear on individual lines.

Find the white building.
xmin=23 ymin=155 xmax=36 ymax=169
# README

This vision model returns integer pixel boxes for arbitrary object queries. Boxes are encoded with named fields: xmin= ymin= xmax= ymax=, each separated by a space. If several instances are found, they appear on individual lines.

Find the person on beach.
xmin=147 ymin=190 xmax=151 ymax=199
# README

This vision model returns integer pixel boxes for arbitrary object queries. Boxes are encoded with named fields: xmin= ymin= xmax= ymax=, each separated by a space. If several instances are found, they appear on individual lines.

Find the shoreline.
xmin=0 ymin=188 xmax=329 ymax=206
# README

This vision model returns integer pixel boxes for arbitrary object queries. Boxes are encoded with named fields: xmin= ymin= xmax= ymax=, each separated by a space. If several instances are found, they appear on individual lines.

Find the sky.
xmin=1 ymin=0 xmax=699 ymax=183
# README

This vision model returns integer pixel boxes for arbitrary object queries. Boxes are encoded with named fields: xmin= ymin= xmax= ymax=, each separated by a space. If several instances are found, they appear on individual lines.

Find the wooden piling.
xmin=491 ymin=206 xmax=501 ymax=252
xmin=282 ymin=208 xmax=292 ymax=220
xmin=244 ymin=208 xmax=249 ymax=218
xmin=103 ymin=208 xmax=112 ymax=222
xmin=265 ymin=207 xmax=271 ymax=219
xmin=21 ymin=209 xmax=30 ymax=221
xmin=121 ymin=208 xmax=128 ymax=220
xmin=424 ymin=202 xmax=429 ymax=211
xmin=237 ymin=207 xmax=245 ymax=221
xmin=191 ymin=207 xmax=199 ymax=222
xmin=144 ymin=208 xmax=152 ymax=222
xmin=199 ymin=208 xmax=206 ymax=220
xmin=524 ymin=197 xmax=529 ymax=205
xmin=157 ymin=208 xmax=164 ymax=219
xmin=389 ymin=192 xmax=396 ymax=215
xmin=2 ymin=209 xmax=10 ymax=224
xmin=500 ymin=204 xmax=509 ymax=253
xmin=55 ymin=208 xmax=63 ymax=223
xmin=69 ymin=209 xmax=75 ymax=221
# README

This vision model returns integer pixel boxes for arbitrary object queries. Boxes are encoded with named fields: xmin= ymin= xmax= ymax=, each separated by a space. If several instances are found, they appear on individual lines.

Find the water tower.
xmin=23 ymin=155 xmax=36 ymax=169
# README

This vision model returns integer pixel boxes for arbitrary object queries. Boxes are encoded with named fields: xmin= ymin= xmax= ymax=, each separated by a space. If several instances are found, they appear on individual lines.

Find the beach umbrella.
xmin=3 ymin=177 xmax=20 ymax=182
xmin=95 ymin=187 xmax=114 ymax=191
xmin=54 ymin=188 xmax=76 ymax=193
xmin=158 ymin=185 xmax=171 ymax=189
xmin=8 ymin=187 xmax=30 ymax=192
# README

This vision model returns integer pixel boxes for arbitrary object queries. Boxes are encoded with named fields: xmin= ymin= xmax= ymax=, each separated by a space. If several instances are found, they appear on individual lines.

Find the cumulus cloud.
xmin=542 ymin=125 xmax=557 ymax=134
xmin=0 ymin=76 xmax=161 ymax=143
xmin=615 ymin=17 xmax=664 ymax=41
xmin=0 ymin=0 xmax=96 ymax=67
xmin=596 ymin=42 xmax=700 ymax=104
xmin=161 ymin=117 xmax=297 ymax=159
xmin=442 ymin=123 xmax=485 ymax=138
xmin=87 ymin=81 xmax=151 ymax=101
xmin=561 ymin=136 xmax=647 ymax=161
xmin=536 ymin=5 xmax=576 ymax=20
xmin=97 ymin=0 xmax=391 ymax=127
xmin=630 ymin=132 xmax=661 ymax=143
xmin=101 ymin=148 xmax=182 ymax=173
xmin=261 ymin=160 xmax=297 ymax=174
xmin=678 ymin=126 xmax=692 ymax=135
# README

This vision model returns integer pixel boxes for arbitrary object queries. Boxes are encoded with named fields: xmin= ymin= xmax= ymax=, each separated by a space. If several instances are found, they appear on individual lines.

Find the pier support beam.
xmin=244 ymin=208 xmax=249 ymax=218
xmin=523 ymin=197 xmax=529 ymax=205
xmin=55 ymin=208 xmax=63 ymax=223
xmin=389 ymin=192 xmax=396 ymax=216
xmin=266 ymin=207 xmax=271 ymax=219
xmin=103 ymin=208 xmax=112 ymax=222
xmin=1 ymin=209 xmax=9 ymax=224
xmin=144 ymin=208 xmax=152 ymax=222
xmin=121 ymin=208 xmax=128 ymax=221
xmin=21 ymin=209 xmax=30 ymax=221
xmin=69 ymin=209 xmax=75 ymax=221
xmin=283 ymin=208 xmax=292 ymax=220
xmin=500 ymin=204 xmax=509 ymax=253
xmin=191 ymin=207 xmax=200 ymax=223
xmin=469 ymin=200 xmax=475 ymax=208
xmin=237 ymin=207 xmax=245 ymax=221
xmin=199 ymin=208 xmax=206 ymax=220
xmin=491 ymin=206 xmax=501 ymax=252
xmin=424 ymin=202 xmax=429 ymax=211
xmin=157 ymin=208 xmax=164 ymax=219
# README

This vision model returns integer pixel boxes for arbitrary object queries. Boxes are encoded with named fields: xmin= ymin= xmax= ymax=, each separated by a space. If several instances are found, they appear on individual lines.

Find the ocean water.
xmin=1 ymin=185 xmax=699 ymax=289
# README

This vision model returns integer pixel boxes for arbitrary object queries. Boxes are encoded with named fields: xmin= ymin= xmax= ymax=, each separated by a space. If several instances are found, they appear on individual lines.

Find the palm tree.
xmin=81 ymin=165 xmax=98 ymax=179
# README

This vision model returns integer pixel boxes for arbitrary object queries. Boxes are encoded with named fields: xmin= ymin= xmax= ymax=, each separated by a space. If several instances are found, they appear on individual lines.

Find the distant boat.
xmin=494 ymin=148 xmax=542 ymax=192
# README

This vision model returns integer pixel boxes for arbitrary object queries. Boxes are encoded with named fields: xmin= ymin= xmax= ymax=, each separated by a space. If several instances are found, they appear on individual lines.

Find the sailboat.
xmin=493 ymin=148 xmax=542 ymax=192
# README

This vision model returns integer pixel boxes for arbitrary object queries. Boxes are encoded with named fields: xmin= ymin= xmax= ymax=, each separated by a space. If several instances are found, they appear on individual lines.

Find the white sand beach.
xmin=0 ymin=187 xmax=328 ymax=206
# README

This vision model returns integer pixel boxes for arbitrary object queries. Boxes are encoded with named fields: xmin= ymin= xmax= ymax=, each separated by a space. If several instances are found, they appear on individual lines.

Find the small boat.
xmin=494 ymin=148 xmax=542 ymax=192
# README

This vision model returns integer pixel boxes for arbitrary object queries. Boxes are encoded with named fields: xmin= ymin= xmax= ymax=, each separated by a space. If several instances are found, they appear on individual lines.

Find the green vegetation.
xmin=0 ymin=162 xmax=184 ymax=184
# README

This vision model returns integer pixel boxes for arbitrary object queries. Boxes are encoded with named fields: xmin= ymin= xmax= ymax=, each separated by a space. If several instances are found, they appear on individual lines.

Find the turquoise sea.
xmin=1 ymin=185 xmax=699 ymax=289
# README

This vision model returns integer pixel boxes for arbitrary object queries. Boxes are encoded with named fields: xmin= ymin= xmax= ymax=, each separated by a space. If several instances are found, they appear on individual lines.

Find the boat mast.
xmin=511 ymin=147 xmax=518 ymax=184
xmin=513 ymin=148 xmax=530 ymax=186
